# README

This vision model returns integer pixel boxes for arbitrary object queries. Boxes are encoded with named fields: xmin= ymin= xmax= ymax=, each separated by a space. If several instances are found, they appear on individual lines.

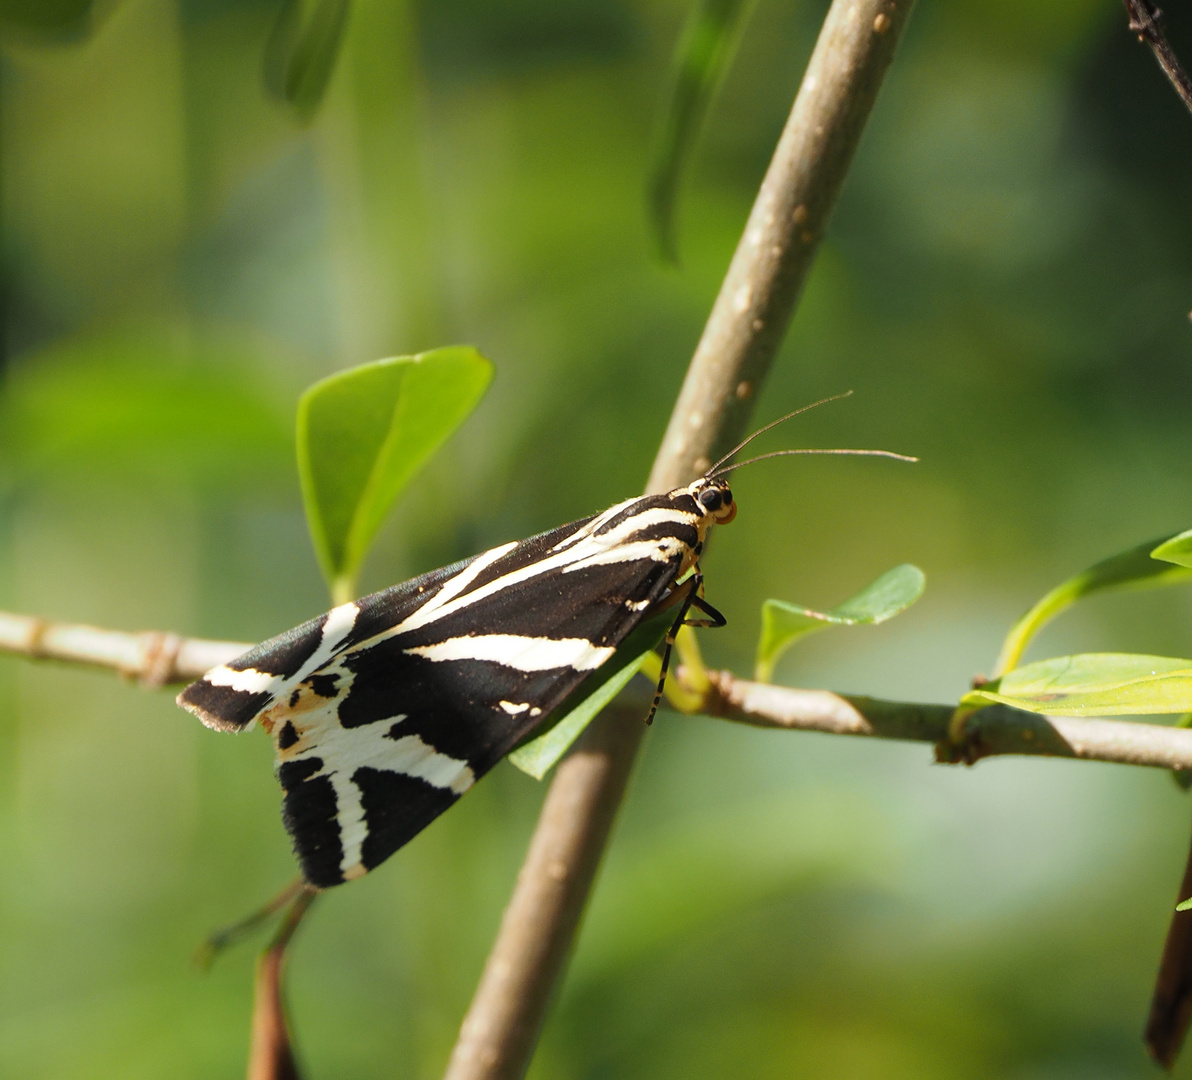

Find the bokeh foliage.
xmin=2 ymin=0 xmax=1192 ymax=1077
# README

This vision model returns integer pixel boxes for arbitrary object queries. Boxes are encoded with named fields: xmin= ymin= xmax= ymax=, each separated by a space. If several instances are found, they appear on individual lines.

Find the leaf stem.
xmin=247 ymin=887 xmax=317 ymax=1080
xmin=330 ymin=574 xmax=357 ymax=607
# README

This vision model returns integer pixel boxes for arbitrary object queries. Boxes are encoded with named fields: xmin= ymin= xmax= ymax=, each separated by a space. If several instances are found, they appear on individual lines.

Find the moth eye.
xmin=698 ymin=487 xmax=723 ymax=512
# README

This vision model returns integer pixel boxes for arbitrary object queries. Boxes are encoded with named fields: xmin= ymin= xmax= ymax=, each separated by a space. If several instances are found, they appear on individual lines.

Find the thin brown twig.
xmin=1122 ymin=0 xmax=1192 ymax=115
xmin=443 ymin=3 xmax=917 ymax=1078
xmin=5 ymin=610 xmax=1192 ymax=771
xmin=247 ymin=887 xmax=318 ymax=1080
xmin=0 ymin=610 xmax=246 ymax=685
xmin=702 ymin=670 xmax=1192 ymax=771
xmin=1146 ymin=811 xmax=1192 ymax=1071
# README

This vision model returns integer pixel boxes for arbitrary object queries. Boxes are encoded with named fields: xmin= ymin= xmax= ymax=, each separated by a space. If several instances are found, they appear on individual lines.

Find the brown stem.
xmin=1122 ymin=0 xmax=1192 ymax=116
xmin=703 ymin=670 xmax=1192 ymax=771
xmin=649 ymin=0 xmax=917 ymax=489
xmin=444 ymin=705 xmax=645 ymax=1079
xmin=0 ymin=610 xmax=246 ymax=685
xmin=443 ymin=2 xmax=917 ymax=1078
xmin=247 ymin=888 xmax=317 ymax=1080
xmin=1146 ymin=813 xmax=1192 ymax=1071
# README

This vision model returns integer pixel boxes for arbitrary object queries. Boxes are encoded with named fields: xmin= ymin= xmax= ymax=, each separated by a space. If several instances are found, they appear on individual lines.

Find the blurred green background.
xmin=2 ymin=0 xmax=1192 ymax=1076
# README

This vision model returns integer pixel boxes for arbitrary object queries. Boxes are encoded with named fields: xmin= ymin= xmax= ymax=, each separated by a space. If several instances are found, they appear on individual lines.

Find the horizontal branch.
xmin=703 ymin=669 xmax=1192 ymax=771
xmin=4 ymin=608 xmax=1190 ymax=774
xmin=0 ymin=611 xmax=246 ymax=686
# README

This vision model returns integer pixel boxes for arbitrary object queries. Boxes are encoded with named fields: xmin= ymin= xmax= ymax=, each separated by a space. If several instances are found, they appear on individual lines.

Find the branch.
xmin=1146 ymin=812 xmax=1192 ymax=1071
xmin=445 ymin=702 xmax=645 ymax=1079
xmin=0 ymin=610 xmax=246 ymax=685
xmin=1122 ymin=0 xmax=1192 ymax=116
xmin=703 ymin=670 xmax=1192 ymax=771
xmin=247 ymin=887 xmax=317 ymax=1080
xmin=648 ymin=0 xmax=915 ymax=489
xmin=7 ymin=605 xmax=1192 ymax=772
xmin=1117 ymin=6 xmax=1192 ymax=1064
xmin=443 ymin=3 xmax=918 ymax=1078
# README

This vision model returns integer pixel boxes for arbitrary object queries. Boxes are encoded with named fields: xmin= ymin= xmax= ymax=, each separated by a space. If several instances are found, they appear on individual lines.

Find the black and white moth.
xmin=178 ymin=475 xmax=737 ymax=888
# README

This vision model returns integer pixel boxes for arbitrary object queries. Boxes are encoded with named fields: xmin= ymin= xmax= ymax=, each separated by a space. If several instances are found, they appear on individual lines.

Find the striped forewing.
xmin=178 ymin=493 xmax=702 ymax=886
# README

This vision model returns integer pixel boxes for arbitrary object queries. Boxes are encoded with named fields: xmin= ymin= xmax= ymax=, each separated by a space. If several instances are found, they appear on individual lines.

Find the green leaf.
xmin=963 ymin=654 xmax=1192 ymax=717
xmin=507 ymin=653 xmax=651 ymax=781
xmin=1152 ymin=530 xmax=1192 ymax=569
xmin=507 ymin=609 xmax=675 ymax=780
xmin=647 ymin=0 xmax=753 ymax=263
xmin=264 ymin=0 xmax=352 ymax=123
xmin=297 ymin=346 xmax=493 ymax=602
xmin=993 ymin=533 xmax=1192 ymax=677
xmin=754 ymin=564 xmax=925 ymax=683
xmin=1177 ymin=897 xmax=1192 ymax=912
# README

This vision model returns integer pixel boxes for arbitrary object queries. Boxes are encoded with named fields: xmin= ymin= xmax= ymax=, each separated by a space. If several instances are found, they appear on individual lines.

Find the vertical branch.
xmin=1121 ymin=1 xmax=1192 ymax=117
xmin=1119 ymin=8 xmax=1192 ymax=1065
xmin=442 ymin=2 xmax=917 ymax=1079
xmin=649 ymin=0 xmax=915 ymax=490
xmin=445 ymin=704 xmax=646 ymax=1079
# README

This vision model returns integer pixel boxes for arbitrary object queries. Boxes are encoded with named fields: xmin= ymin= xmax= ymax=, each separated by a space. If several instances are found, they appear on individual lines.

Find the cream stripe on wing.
xmin=406 ymin=634 xmax=616 ymax=672
xmin=203 ymin=665 xmax=284 ymax=694
xmin=369 ymin=506 xmax=700 ymax=645
xmin=334 ymin=732 xmax=475 ymax=879
xmin=278 ymin=707 xmax=476 ymax=880
xmin=549 ymin=498 xmax=640 ymax=552
xmin=279 ymin=600 xmax=361 ymax=688
xmin=414 ymin=541 xmax=519 ymax=619
xmin=562 ymin=536 xmax=688 ymax=572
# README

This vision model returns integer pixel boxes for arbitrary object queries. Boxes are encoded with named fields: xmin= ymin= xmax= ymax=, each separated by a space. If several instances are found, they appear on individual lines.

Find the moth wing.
xmin=263 ymin=512 xmax=693 ymax=886
xmin=179 ymin=496 xmax=701 ymax=887
xmin=175 ymin=554 xmax=478 ymax=733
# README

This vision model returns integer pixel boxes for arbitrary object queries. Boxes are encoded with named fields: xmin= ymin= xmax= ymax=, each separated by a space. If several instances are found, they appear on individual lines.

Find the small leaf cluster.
xmin=961 ymin=530 xmax=1192 ymax=719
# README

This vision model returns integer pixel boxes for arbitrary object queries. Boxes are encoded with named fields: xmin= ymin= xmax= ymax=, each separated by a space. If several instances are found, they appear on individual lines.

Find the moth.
xmin=178 ymin=401 xmax=910 ymax=889
xmin=178 ymin=474 xmax=732 ymax=887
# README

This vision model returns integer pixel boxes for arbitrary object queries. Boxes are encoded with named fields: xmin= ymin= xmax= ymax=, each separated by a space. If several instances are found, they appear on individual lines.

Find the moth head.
xmin=688 ymin=477 xmax=736 ymax=525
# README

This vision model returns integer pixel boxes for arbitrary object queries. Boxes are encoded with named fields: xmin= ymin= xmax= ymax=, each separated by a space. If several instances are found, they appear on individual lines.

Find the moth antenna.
xmin=705 ymin=391 xmax=853 ymax=476
xmin=709 ymin=446 xmax=917 ymax=479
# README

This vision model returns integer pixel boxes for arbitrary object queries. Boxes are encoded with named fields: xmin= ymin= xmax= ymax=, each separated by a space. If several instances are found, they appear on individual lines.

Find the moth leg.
xmin=644 ymin=576 xmax=700 ymax=726
xmin=674 ymin=557 xmax=725 ymax=628
xmin=653 ymin=557 xmax=719 ymax=619
xmin=684 ymin=594 xmax=726 ymax=629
